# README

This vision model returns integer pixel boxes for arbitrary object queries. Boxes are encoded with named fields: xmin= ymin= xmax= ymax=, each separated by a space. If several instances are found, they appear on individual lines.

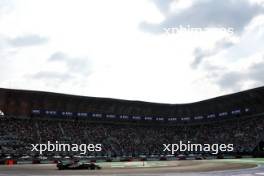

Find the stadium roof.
xmin=0 ymin=86 xmax=264 ymax=118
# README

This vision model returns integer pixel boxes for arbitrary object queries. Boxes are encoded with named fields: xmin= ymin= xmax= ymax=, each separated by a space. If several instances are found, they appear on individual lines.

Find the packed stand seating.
xmin=0 ymin=115 xmax=264 ymax=157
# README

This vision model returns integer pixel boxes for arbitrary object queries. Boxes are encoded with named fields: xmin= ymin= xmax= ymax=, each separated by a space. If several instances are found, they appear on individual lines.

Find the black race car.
xmin=57 ymin=160 xmax=102 ymax=170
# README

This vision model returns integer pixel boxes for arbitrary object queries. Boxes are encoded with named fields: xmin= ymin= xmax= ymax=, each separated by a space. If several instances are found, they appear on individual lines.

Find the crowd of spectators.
xmin=0 ymin=115 xmax=263 ymax=157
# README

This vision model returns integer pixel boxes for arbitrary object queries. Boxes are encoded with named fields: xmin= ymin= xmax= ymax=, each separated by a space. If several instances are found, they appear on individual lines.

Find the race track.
xmin=0 ymin=159 xmax=263 ymax=176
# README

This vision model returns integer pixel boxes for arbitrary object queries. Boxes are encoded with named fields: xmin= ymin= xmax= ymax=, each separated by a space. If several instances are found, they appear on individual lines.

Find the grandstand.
xmin=0 ymin=87 xmax=264 ymax=161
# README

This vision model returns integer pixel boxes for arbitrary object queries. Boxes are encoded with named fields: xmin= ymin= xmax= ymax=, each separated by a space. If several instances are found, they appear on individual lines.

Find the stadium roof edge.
xmin=0 ymin=86 xmax=264 ymax=107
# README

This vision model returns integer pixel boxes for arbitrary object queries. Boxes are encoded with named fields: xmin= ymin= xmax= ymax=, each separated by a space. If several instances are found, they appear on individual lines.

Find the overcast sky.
xmin=0 ymin=0 xmax=264 ymax=103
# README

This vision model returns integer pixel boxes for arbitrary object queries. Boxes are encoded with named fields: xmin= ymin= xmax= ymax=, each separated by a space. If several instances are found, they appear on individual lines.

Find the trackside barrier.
xmin=5 ymin=159 xmax=16 ymax=165
xmin=90 ymin=159 xmax=97 ymax=163
xmin=32 ymin=159 xmax=41 ymax=164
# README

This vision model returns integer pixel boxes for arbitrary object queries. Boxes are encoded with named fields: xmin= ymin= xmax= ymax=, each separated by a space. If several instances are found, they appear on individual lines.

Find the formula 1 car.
xmin=57 ymin=160 xmax=102 ymax=170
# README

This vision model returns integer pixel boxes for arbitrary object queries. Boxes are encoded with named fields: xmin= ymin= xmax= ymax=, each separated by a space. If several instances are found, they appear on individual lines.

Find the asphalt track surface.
xmin=0 ymin=160 xmax=264 ymax=176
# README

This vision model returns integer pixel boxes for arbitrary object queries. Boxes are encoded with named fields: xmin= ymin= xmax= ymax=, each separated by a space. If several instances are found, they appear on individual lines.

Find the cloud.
xmin=141 ymin=0 xmax=264 ymax=34
xmin=7 ymin=34 xmax=48 ymax=47
xmin=48 ymin=52 xmax=92 ymax=75
xmin=191 ymin=39 xmax=235 ymax=69
xmin=27 ymin=71 xmax=74 ymax=89
xmin=152 ymin=0 xmax=174 ymax=15
xmin=0 ymin=0 xmax=14 ymax=15
xmin=212 ymin=57 xmax=264 ymax=91
xmin=29 ymin=52 xmax=92 ymax=85
xmin=141 ymin=0 xmax=260 ymax=72
xmin=248 ymin=59 xmax=264 ymax=83
xmin=0 ymin=34 xmax=48 ymax=53
xmin=216 ymin=71 xmax=244 ymax=91
xmin=48 ymin=52 xmax=67 ymax=62
xmin=31 ymin=71 xmax=72 ymax=81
